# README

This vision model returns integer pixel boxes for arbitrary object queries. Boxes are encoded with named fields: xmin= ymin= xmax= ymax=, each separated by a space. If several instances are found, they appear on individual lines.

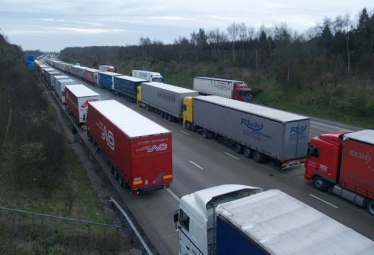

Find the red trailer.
xmin=86 ymin=100 xmax=173 ymax=194
xmin=304 ymin=129 xmax=374 ymax=216
xmin=84 ymin=68 xmax=99 ymax=85
xmin=65 ymin=85 xmax=100 ymax=128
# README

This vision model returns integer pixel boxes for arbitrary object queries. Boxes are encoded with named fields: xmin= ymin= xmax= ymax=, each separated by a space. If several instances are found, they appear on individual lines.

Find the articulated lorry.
xmin=131 ymin=70 xmax=163 ymax=82
xmin=193 ymin=77 xmax=252 ymax=102
xmin=97 ymin=71 xmax=122 ymax=91
xmin=65 ymin=85 xmax=100 ymax=127
xmin=45 ymin=70 xmax=61 ymax=89
xmin=113 ymin=75 xmax=147 ymax=102
xmin=83 ymin=68 xmax=100 ymax=85
xmin=183 ymin=96 xmax=309 ymax=168
xmin=304 ymin=129 xmax=374 ymax=216
xmin=55 ymin=78 xmax=76 ymax=102
xmin=52 ymin=75 xmax=69 ymax=91
xmin=86 ymin=100 xmax=173 ymax=194
xmin=174 ymin=185 xmax=374 ymax=255
xmin=99 ymin=64 xmax=115 ymax=72
xmin=137 ymin=82 xmax=199 ymax=122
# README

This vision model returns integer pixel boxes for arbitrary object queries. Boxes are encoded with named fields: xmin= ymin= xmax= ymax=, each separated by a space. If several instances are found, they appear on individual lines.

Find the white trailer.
xmin=131 ymin=70 xmax=163 ymax=82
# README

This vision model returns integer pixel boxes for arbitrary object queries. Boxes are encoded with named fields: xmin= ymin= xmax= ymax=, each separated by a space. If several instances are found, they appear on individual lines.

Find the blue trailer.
xmin=113 ymin=75 xmax=147 ymax=103
xmin=97 ymin=71 xmax=121 ymax=91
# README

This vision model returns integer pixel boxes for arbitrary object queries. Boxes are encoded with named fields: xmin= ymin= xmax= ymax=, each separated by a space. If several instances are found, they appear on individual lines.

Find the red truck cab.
xmin=233 ymin=82 xmax=252 ymax=102
xmin=304 ymin=130 xmax=352 ymax=190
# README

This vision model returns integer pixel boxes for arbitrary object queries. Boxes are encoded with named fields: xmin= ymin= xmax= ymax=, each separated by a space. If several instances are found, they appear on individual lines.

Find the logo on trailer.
xmin=212 ymin=81 xmax=230 ymax=91
xmin=240 ymin=118 xmax=263 ymax=131
xmin=158 ymin=91 xmax=176 ymax=103
xmin=349 ymin=150 xmax=371 ymax=162
xmin=101 ymin=125 xmax=115 ymax=150
xmin=290 ymin=125 xmax=308 ymax=134
xmin=147 ymin=143 xmax=168 ymax=152
xmin=81 ymin=98 xmax=99 ymax=108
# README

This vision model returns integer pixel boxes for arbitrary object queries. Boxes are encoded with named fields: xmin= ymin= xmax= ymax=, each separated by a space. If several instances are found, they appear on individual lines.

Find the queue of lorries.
xmin=33 ymin=56 xmax=374 ymax=254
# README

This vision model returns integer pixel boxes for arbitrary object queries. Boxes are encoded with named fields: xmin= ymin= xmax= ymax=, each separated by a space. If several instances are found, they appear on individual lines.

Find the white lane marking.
xmin=309 ymin=194 xmax=338 ymax=208
xmin=225 ymin=152 xmax=240 ymax=160
xmin=151 ymin=115 xmax=157 ymax=119
xmin=166 ymin=189 xmax=180 ymax=202
xmin=189 ymin=160 xmax=203 ymax=170
xmin=180 ymin=130 xmax=189 ymax=135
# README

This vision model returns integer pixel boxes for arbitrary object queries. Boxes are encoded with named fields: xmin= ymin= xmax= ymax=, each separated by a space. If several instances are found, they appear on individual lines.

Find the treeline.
xmin=0 ymin=34 xmax=66 ymax=197
xmin=60 ymin=8 xmax=374 ymax=88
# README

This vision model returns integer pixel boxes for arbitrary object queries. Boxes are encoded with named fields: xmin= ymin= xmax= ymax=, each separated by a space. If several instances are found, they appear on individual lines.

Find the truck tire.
xmin=185 ymin=122 xmax=191 ymax=130
xmin=366 ymin=200 xmax=374 ymax=216
xmin=114 ymin=168 xmax=119 ymax=180
xmin=253 ymin=151 xmax=264 ymax=163
xmin=119 ymin=175 xmax=125 ymax=187
xmin=145 ymin=105 xmax=149 ymax=111
xmin=111 ymin=165 xmax=115 ymax=174
xmin=94 ymin=143 xmax=100 ymax=153
xmin=243 ymin=147 xmax=253 ymax=158
xmin=167 ymin=115 xmax=172 ymax=121
xmin=312 ymin=176 xmax=328 ymax=191
xmin=202 ymin=129 xmax=209 ymax=139
xmin=234 ymin=143 xmax=243 ymax=154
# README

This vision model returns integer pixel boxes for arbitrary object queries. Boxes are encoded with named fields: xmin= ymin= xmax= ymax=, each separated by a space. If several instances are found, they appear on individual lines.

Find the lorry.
xmin=193 ymin=77 xmax=252 ymax=102
xmin=97 ymin=71 xmax=122 ymax=91
xmin=131 ymin=70 xmax=163 ymax=82
xmin=99 ymin=64 xmax=115 ymax=72
xmin=183 ymin=96 xmax=309 ymax=168
xmin=86 ymin=100 xmax=172 ymax=194
xmin=174 ymin=185 xmax=374 ymax=255
xmin=113 ymin=75 xmax=147 ymax=103
xmin=137 ymin=82 xmax=199 ymax=122
xmin=55 ymin=78 xmax=77 ymax=102
xmin=304 ymin=129 xmax=374 ymax=216
xmin=64 ymin=85 xmax=100 ymax=127
xmin=51 ymin=75 xmax=69 ymax=91
xmin=45 ymin=70 xmax=61 ymax=89
xmin=83 ymin=68 xmax=100 ymax=85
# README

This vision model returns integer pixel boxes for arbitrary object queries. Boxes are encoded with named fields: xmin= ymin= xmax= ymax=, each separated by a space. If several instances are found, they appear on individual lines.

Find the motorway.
xmin=62 ymin=74 xmax=373 ymax=255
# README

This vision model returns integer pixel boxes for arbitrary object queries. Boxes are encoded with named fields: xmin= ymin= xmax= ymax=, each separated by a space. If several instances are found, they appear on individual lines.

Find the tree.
xmin=227 ymin=22 xmax=240 ymax=64
xmin=207 ymin=28 xmax=227 ymax=61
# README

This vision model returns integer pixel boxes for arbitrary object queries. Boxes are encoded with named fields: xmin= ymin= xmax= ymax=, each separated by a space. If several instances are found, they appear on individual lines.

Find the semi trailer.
xmin=55 ymin=78 xmax=77 ymax=102
xmin=304 ymin=129 xmax=374 ymax=216
xmin=64 ymin=85 xmax=100 ymax=127
xmin=97 ymin=71 xmax=122 ymax=91
xmin=137 ymin=82 xmax=199 ymax=122
xmin=193 ymin=77 xmax=252 ymax=102
xmin=174 ymin=185 xmax=374 ymax=255
xmin=183 ymin=96 xmax=310 ymax=168
xmin=86 ymin=100 xmax=173 ymax=194
xmin=131 ymin=70 xmax=163 ymax=82
xmin=113 ymin=75 xmax=147 ymax=102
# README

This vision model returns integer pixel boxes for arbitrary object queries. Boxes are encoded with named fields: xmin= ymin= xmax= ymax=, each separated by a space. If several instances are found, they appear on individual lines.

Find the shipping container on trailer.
xmin=86 ymin=100 xmax=173 ymax=194
xmin=113 ymin=75 xmax=147 ymax=102
xmin=97 ymin=72 xmax=122 ymax=91
xmin=183 ymin=95 xmax=310 ymax=168
xmin=65 ymin=85 xmax=100 ymax=127
xmin=55 ymin=79 xmax=77 ymax=103
xmin=138 ymin=82 xmax=199 ymax=121
xmin=84 ymin=68 xmax=100 ymax=85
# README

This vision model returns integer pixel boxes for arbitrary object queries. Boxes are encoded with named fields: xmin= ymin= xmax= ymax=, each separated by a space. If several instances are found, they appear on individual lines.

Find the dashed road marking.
xmin=310 ymin=194 xmax=338 ymax=208
xmin=189 ymin=160 xmax=203 ymax=170
xmin=225 ymin=152 xmax=240 ymax=160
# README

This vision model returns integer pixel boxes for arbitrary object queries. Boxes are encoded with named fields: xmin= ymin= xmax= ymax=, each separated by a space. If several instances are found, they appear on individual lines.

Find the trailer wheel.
xmin=202 ymin=129 xmax=209 ymax=139
xmin=119 ymin=175 xmax=124 ymax=187
xmin=243 ymin=147 xmax=253 ymax=158
xmin=94 ymin=143 xmax=100 ymax=153
xmin=111 ymin=165 xmax=115 ymax=174
xmin=168 ymin=115 xmax=173 ymax=121
xmin=234 ymin=144 xmax=243 ymax=154
xmin=145 ymin=105 xmax=150 ymax=111
xmin=114 ymin=168 xmax=119 ymax=180
xmin=185 ymin=122 xmax=191 ymax=130
xmin=312 ymin=176 xmax=328 ymax=191
xmin=253 ymin=151 xmax=264 ymax=163
xmin=366 ymin=200 xmax=374 ymax=216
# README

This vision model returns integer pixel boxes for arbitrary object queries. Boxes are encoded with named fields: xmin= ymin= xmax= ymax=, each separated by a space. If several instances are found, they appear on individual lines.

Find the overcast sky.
xmin=1 ymin=0 xmax=372 ymax=52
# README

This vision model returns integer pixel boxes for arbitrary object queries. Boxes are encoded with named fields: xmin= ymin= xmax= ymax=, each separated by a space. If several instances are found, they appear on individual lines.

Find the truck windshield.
xmin=152 ymin=77 xmax=163 ymax=82
xmin=239 ymin=90 xmax=252 ymax=97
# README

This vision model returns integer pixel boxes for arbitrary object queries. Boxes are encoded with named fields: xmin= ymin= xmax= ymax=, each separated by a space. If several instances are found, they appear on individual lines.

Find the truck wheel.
xmin=119 ymin=175 xmax=124 ymax=187
xmin=167 ymin=115 xmax=172 ymax=121
xmin=94 ymin=143 xmax=100 ymax=153
xmin=234 ymin=143 xmax=243 ymax=154
xmin=243 ymin=147 xmax=253 ymax=158
xmin=312 ymin=176 xmax=328 ymax=191
xmin=114 ymin=168 xmax=119 ymax=180
xmin=253 ymin=151 xmax=264 ymax=163
xmin=366 ymin=200 xmax=374 ymax=216
xmin=111 ymin=165 xmax=115 ymax=174
xmin=145 ymin=105 xmax=149 ymax=111
xmin=202 ymin=129 xmax=209 ymax=139
xmin=185 ymin=122 xmax=191 ymax=130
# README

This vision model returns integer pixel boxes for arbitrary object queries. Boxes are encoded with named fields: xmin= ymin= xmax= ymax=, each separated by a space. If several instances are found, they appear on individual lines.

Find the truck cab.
xmin=233 ymin=82 xmax=252 ymax=102
xmin=174 ymin=185 xmax=262 ymax=255
xmin=304 ymin=131 xmax=351 ymax=190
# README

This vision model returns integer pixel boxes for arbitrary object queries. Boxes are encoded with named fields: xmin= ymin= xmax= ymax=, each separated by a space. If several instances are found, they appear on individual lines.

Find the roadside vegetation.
xmin=60 ymin=7 xmax=374 ymax=128
xmin=0 ymin=35 xmax=133 ymax=254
